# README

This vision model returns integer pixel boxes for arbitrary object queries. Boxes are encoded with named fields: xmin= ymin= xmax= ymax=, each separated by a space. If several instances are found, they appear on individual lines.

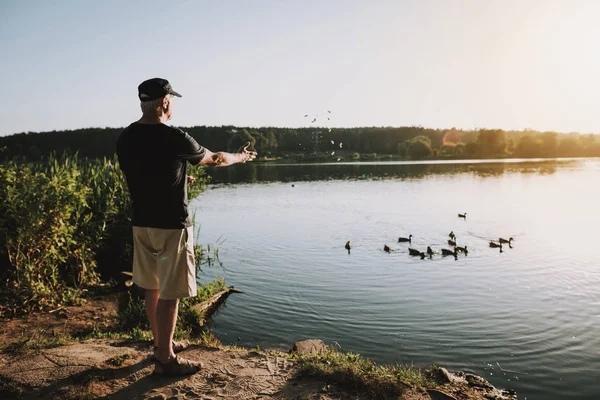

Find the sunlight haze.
xmin=1 ymin=0 xmax=599 ymax=136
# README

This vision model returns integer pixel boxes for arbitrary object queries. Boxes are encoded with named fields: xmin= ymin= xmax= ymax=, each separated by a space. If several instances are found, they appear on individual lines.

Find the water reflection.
xmin=206 ymin=159 xmax=570 ymax=184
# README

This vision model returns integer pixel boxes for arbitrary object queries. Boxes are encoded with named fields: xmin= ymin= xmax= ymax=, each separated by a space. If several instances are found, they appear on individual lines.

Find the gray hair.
xmin=140 ymin=97 xmax=164 ymax=115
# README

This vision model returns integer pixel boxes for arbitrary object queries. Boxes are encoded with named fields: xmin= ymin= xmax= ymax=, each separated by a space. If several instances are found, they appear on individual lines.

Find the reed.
xmin=0 ymin=153 xmax=209 ymax=315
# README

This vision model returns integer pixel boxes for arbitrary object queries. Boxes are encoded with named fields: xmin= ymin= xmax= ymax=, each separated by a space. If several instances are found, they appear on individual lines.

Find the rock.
xmin=290 ymin=339 xmax=327 ymax=355
xmin=427 ymin=366 xmax=454 ymax=384
xmin=465 ymin=373 xmax=494 ymax=390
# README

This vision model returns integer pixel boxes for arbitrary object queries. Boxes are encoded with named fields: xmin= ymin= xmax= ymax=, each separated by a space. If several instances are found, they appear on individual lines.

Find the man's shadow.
xmin=17 ymin=347 xmax=185 ymax=400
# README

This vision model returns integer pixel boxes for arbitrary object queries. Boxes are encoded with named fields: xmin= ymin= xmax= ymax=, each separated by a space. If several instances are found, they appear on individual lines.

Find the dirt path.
xmin=0 ymin=339 xmax=385 ymax=399
xmin=0 ymin=297 xmax=517 ymax=400
xmin=0 ymin=338 xmax=516 ymax=400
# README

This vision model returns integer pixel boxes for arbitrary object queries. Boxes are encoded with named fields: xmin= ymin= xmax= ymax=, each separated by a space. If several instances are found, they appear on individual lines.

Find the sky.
xmin=1 ymin=0 xmax=600 ymax=136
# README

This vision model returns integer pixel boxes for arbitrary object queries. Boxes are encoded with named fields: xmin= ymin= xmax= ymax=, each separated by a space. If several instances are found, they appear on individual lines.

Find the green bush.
xmin=118 ymin=278 xmax=227 ymax=336
xmin=0 ymin=154 xmax=209 ymax=315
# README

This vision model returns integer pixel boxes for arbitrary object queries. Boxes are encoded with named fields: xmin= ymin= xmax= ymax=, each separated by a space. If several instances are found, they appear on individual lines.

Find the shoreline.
xmin=0 ymin=294 xmax=517 ymax=400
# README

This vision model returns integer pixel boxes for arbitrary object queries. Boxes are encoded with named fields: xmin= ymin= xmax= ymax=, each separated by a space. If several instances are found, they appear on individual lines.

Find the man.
xmin=116 ymin=78 xmax=256 ymax=376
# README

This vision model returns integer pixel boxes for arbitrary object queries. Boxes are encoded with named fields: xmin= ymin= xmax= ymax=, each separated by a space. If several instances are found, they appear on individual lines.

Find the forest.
xmin=1 ymin=125 xmax=599 ymax=161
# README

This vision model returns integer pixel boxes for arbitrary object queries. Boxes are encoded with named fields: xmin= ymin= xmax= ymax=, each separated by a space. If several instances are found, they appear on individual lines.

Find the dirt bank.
xmin=0 ymin=297 xmax=517 ymax=400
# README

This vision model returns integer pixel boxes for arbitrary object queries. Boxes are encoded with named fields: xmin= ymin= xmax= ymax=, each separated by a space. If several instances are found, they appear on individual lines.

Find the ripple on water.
xmin=197 ymin=160 xmax=600 ymax=400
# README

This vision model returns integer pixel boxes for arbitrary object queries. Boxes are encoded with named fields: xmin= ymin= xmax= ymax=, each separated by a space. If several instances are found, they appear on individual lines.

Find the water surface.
xmin=192 ymin=158 xmax=600 ymax=400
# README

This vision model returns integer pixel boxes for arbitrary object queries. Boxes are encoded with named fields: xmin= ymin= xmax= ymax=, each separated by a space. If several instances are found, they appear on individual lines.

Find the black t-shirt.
xmin=116 ymin=122 xmax=206 ymax=229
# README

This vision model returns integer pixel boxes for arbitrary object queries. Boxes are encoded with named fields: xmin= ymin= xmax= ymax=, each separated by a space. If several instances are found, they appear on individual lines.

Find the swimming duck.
xmin=408 ymin=248 xmax=421 ymax=256
xmin=455 ymin=245 xmax=468 ymax=255
xmin=398 ymin=234 xmax=412 ymax=243
xmin=441 ymin=248 xmax=457 ymax=256
xmin=384 ymin=244 xmax=392 ymax=253
xmin=408 ymin=248 xmax=426 ymax=259
xmin=499 ymin=237 xmax=514 ymax=244
xmin=448 ymin=239 xmax=457 ymax=246
xmin=458 ymin=213 xmax=467 ymax=218
xmin=426 ymin=246 xmax=434 ymax=256
xmin=345 ymin=241 xmax=352 ymax=254
xmin=449 ymin=231 xmax=456 ymax=240
xmin=489 ymin=241 xmax=502 ymax=248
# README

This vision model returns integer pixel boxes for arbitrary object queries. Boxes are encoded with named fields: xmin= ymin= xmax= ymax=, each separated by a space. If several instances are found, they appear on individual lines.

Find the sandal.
xmin=153 ymin=355 xmax=203 ymax=377
xmin=152 ymin=340 xmax=190 ymax=353
xmin=151 ymin=340 xmax=191 ymax=360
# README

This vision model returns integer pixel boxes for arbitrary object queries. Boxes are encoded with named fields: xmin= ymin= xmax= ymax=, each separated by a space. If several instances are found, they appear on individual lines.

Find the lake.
xmin=192 ymin=158 xmax=600 ymax=400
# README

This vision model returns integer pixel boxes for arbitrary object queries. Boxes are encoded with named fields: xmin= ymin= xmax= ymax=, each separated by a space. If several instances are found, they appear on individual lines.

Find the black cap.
xmin=138 ymin=78 xmax=182 ymax=102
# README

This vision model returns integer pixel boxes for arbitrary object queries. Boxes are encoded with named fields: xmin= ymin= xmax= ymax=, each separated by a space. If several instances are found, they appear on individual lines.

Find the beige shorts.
xmin=132 ymin=226 xmax=197 ymax=299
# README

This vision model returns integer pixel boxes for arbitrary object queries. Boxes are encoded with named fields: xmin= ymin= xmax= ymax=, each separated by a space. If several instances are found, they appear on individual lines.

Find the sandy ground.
xmin=0 ymin=339 xmax=417 ymax=399
xmin=0 ymin=297 xmax=516 ymax=400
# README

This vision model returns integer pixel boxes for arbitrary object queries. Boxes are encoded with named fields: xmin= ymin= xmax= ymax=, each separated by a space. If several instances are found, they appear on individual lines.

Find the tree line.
xmin=1 ymin=125 xmax=599 ymax=161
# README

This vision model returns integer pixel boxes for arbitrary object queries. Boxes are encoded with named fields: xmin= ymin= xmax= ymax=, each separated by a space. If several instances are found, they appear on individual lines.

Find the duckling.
xmin=345 ymin=241 xmax=352 ymax=254
xmin=408 ymin=248 xmax=426 ymax=259
xmin=489 ymin=241 xmax=502 ymax=248
xmin=384 ymin=244 xmax=392 ymax=253
xmin=448 ymin=239 xmax=457 ymax=246
xmin=458 ymin=213 xmax=467 ymax=218
xmin=455 ymin=245 xmax=468 ymax=255
xmin=449 ymin=231 xmax=456 ymax=240
xmin=499 ymin=237 xmax=514 ymax=244
xmin=398 ymin=234 xmax=412 ymax=243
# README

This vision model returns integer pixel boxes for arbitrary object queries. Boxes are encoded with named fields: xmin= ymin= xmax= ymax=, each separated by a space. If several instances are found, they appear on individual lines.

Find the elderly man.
xmin=116 ymin=78 xmax=256 ymax=376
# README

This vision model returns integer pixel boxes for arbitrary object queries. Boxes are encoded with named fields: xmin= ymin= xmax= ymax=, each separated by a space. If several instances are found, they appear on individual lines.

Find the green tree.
xmin=406 ymin=136 xmax=432 ymax=159
xmin=558 ymin=135 xmax=582 ymax=156
xmin=540 ymin=132 xmax=558 ymax=157
xmin=515 ymin=136 xmax=539 ymax=158
xmin=477 ymin=129 xmax=506 ymax=156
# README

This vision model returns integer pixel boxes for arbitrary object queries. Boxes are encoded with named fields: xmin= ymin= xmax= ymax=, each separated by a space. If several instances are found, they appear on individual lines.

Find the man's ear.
xmin=162 ymin=96 xmax=169 ymax=110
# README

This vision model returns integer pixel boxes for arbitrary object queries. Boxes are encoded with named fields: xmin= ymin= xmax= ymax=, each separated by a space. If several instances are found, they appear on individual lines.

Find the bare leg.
xmin=144 ymin=289 xmax=160 ymax=347
xmin=155 ymin=298 xmax=179 ymax=363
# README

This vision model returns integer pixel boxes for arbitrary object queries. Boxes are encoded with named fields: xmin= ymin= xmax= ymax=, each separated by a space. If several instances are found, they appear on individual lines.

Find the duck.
xmin=458 ymin=213 xmax=467 ymax=218
xmin=409 ymin=248 xmax=426 ymax=259
xmin=447 ymin=239 xmax=457 ymax=246
xmin=489 ymin=241 xmax=502 ymax=248
xmin=499 ymin=237 xmax=514 ymax=244
xmin=384 ymin=244 xmax=392 ymax=253
xmin=408 ymin=248 xmax=421 ymax=256
xmin=398 ymin=234 xmax=412 ymax=243
xmin=426 ymin=246 xmax=434 ymax=256
xmin=449 ymin=231 xmax=456 ymax=240
xmin=455 ymin=245 xmax=468 ymax=255
xmin=441 ymin=248 xmax=457 ymax=257
xmin=345 ymin=241 xmax=352 ymax=254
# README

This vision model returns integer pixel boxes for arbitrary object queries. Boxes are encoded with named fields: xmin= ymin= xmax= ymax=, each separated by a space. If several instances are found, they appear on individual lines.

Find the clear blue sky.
xmin=1 ymin=0 xmax=599 ymax=136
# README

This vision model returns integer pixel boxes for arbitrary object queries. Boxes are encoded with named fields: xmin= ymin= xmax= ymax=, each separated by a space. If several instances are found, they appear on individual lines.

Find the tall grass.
xmin=0 ymin=153 xmax=208 ymax=315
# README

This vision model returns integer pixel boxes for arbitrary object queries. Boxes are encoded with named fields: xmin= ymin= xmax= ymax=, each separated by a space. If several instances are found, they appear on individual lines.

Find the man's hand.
xmin=238 ymin=142 xmax=257 ymax=163
xmin=187 ymin=175 xmax=195 ymax=184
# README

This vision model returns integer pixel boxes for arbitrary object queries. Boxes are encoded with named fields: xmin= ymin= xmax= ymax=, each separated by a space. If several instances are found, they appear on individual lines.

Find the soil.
xmin=0 ymin=297 xmax=517 ymax=400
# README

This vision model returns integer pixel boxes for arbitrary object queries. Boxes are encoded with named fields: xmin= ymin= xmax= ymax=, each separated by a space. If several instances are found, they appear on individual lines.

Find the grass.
xmin=0 ymin=278 xmax=227 ymax=358
xmin=291 ymin=347 xmax=438 ymax=399
xmin=1 ymin=330 xmax=73 ymax=355
xmin=104 ymin=354 xmax=132 ymax=367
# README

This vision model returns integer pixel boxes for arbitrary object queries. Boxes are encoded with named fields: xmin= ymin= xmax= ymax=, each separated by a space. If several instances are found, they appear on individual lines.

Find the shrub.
xmin=0 ymin=154 xmax=209 ymax=315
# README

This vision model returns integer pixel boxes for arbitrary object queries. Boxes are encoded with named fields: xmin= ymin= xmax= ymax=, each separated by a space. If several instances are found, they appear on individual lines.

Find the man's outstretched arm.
xmin=200 ymin=142 xmax=257 ymax=167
